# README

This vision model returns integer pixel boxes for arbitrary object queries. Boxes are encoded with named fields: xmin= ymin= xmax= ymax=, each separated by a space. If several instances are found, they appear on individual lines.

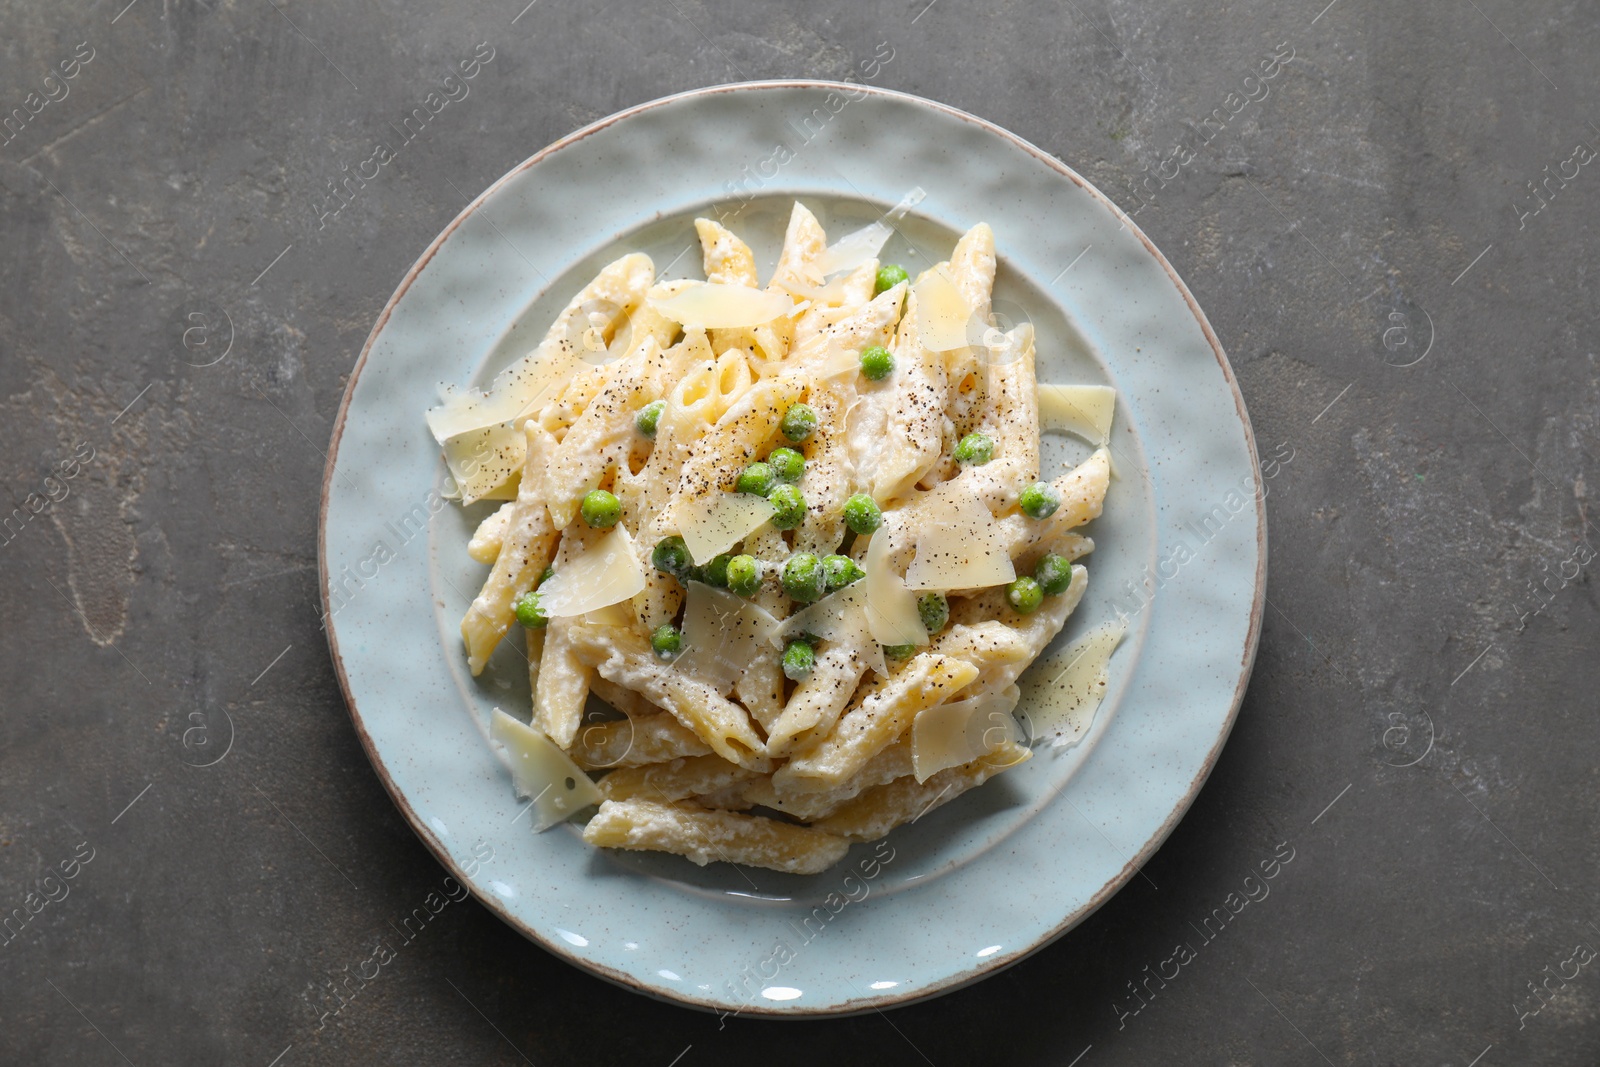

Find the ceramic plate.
xmin=319 ymin=81 xmax=1265 ymax=1016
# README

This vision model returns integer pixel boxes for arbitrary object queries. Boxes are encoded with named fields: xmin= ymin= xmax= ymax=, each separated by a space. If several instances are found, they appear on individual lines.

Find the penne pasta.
xmin=775 ymin=653 xmax=979 ymax=794
xmin=433 ymin=206 xmax=1121 ymax=873
xmin=764 ymin=642 xmax=871 ymax=758
xmin=582 ymin=627 xmax=767 ymax=769
xmin=468 ymin=501 xmax=514 ymax=565
xmin=597 ymin=753 xmax=768 ymax=803
xmin=583 ymin=798 xmax=850 ymax=875
xmin=460 ymin=422 xmax=561 ymax=675
xmin=813 ymin=742 xmax=1031 ymax=842
xmin=569 ymin=708 xmax=714 ymax=770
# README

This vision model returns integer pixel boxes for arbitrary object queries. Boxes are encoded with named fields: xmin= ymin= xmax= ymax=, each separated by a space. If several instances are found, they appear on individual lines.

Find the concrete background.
xmin=2 ymin=0 xmax=1597 ymax=1063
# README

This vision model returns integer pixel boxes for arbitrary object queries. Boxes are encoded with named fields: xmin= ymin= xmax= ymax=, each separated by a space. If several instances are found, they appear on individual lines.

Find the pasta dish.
xmin=426 ymin=202 xmax=1113 ymax=875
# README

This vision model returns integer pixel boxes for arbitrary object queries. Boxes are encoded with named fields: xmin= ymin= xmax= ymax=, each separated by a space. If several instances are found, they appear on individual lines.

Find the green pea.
xmin=726 ymin=554 xmax=761 ymax=598
xmin=1035 ymin=553 xmax=1074 ymax=596
xmin=702 ymin=553 xmax=732 ymax=588
xmin=635 ymin=400 xmax=666 ymax=438
xmin=537 ymin=566 xmax=555 ymax=587
xmin=650 ymin=624 xmax=682 ymax=661
xmin=512 ymin=590 xmax=548 ymax=629
xmin=842 ymin=493 xmax=882 ymax=535
xmin=768 ymin=447 xmax=805 ymax=484
xmin=1006 ymin=576 xmax=1044 ymax=614
xmin=954 ymin=432 xmax=994 ymax=465
xmin=768 ymin=484 xmax=806 ymax=530
xmin=782 ymin=639 xmax=816 ymax=681
xmin=823 ymin=554 xmax=865 ymax=591
xmin=652 ymin=535 xmax=692 ymax=578
xmin=875 ymin=263 xmax=909 ymax=294
xmin=1019 ymin=481 xmax=1061 ymax=520
xmin=859 ymin=345 xmax=895 ymax=381
xmin=736 ymin=462 xmax=776 ymax=496
xmin=917 ymin=592 xmax=949 ymax=634
xmin=580 ymin=489 xmax=621 ymax=528
xmin=883 ymin=643 xmax=918 ymax=660
xmin=779 ymin=403 xmax=818 ymax=443
xmin=781 ymin=552 xmax=826 ymax=603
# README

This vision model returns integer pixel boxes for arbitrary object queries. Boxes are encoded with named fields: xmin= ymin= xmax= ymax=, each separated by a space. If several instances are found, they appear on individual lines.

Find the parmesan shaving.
xmin=489 ymin=708 xmax=603 ymax=831
xmin=773 ymin=585 xmax=888 ymax=677
xmin=816 ymin=221 xmax=891 ymax=277
xmin=425 ymin=345 xmax=584 ymax=443
xmin=535 ymin=526 xmax=646 ymax=618
xmin=582 ymin=601 xmax=634 ymax=628
xmin=440 ymin=422 xmax=524 ymax=505
xmin=675 ymin=492 xmax=776 ymax=565
xmin=649 ymin=283 xmax=793 ymax=329
xmin=912 ymin=691 xmax=1021 ymax=783
xmin=863 ymin=526 xmax=927 ymax=646
xmin=913 ymin=267 xmax=973 ymax=352
xmin=904 ymin=484 xmax=1015 ymax=590
xmin=1017 ymin=615 xmax=1126 ymax=749
xmin=1038 ymin=384 xmax=1116 ymax=446
xmin=679 ymin=582 xmax=780 ymax=695
xmin=775 ymin=585 xmax=870 ymax=646
xmin=817 ymin=344 xmax=863 ymax=379
xmin=779 ymin=275 xmax=853 ymax=304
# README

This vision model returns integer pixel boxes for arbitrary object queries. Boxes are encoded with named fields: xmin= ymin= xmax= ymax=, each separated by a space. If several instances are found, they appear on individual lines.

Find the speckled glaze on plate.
xmin=319 ymin=81 xmax=1265 ymax=1016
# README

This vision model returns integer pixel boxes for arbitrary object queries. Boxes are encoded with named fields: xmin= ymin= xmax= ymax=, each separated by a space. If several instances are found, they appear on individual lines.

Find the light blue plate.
xmin=319 ymin=82 xmax=1265 ymax=1016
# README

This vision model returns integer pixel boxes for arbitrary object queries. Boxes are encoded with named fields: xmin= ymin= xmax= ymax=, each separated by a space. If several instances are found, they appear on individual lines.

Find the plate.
xmin=319 ymin=81 xmax=1265 ymax=1016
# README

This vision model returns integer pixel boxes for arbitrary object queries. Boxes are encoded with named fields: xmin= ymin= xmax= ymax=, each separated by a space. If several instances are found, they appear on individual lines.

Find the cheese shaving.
xmin=425 ymin=345 xmax=584 ymax=443
xmin=775 ymin=585 xmax=870 ymax=646
xmin=913 ymin=267 xmax=973 ymax=352
xmin=1017 ymin=615 xmax=1126 ymax=749
xmin=648 ymin=283 xmax=793 ymax=329
xmin=1038 ymin=384 xmax=1116 ymax=446
xmin=440 ymin=422 xmax=524 ymax=504
xmin=535 ymin=526 xmax=646 ymax=618
xmin=912 ymin=691 xmax=1021 ymax=783
xmin=904 ymin=484 xmax=1015 ymax=590
xmin=863 ymin=526 xmax=927 ymax=646
xmin=779 ymin=275 xmax=853 ymax=304
xmin=675 ymin=492 xmax=776 ymax=565
xmin=679 ymin=582 xmax=780 ymax=695
xmin=774 ymin=585 xmax=889 ymax=677
xmin=582 ymin=601 xmax=634 ymax=628
xmin=816 ymin=344 xmax=863 ymax=379
xmin=489 ymin=708 xmax=603 ymax=830
xmin=817 ymin=221 xmax=890 ymax=277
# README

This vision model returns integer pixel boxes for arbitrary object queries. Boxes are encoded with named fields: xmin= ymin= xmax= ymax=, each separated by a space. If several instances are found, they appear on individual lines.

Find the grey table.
xmin=3 ymin=1 xmax=1596 ymax=1064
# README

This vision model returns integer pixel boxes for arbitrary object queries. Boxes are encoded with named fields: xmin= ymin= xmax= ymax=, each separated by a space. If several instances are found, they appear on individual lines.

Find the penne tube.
xmin=582 ymin=628 xmax=768 ymax=769
xmin=568 ymin=708 xmax=713 ymax=770
xmin=534 ymin=618 xmax=590 ymax=749
xmin=460 ymin=422 xmax=561 ymax=675
xmin=696 ymin=217 xmax=759 ymax=286
xmin=467 ymin=501 xmax=514 ymax=564
xmin=857 ymin=284 xmax=948 ymax=503
xmin=941 ymin=564 xmax=1089 ymax=695
xmin=598 ymin=753 xmax=768 ymax=803
xmin=812 ymin=742 xmax=1031 ymax=842
xmin=541 ymin=327 xmax=699 ymax=529
xmin=583 ymin=798 xmax=850 ymax=875
xmin=754 ymin=740 xmax=914 ymax=821
xmin=664 ymin=374 xmax=805 ymax=544
xmin=775 ymin=653 xmax=979 ymax=793
xmin=764 ymin=642 xmax=871 ymax=758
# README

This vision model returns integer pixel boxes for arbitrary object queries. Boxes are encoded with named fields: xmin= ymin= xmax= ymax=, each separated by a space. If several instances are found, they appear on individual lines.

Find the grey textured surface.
xmin=1 ymin=1 xmax=1596 ymax=1064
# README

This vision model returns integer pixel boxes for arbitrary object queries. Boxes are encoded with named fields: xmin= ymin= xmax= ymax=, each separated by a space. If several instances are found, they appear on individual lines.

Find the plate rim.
xmin=317 ymin=78 xmax=1267 ymax=1016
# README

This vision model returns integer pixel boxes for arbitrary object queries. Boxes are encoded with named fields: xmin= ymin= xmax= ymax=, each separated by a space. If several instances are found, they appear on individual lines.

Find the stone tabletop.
xmin=2 ymin=1 xmax=1596 ymax=1064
